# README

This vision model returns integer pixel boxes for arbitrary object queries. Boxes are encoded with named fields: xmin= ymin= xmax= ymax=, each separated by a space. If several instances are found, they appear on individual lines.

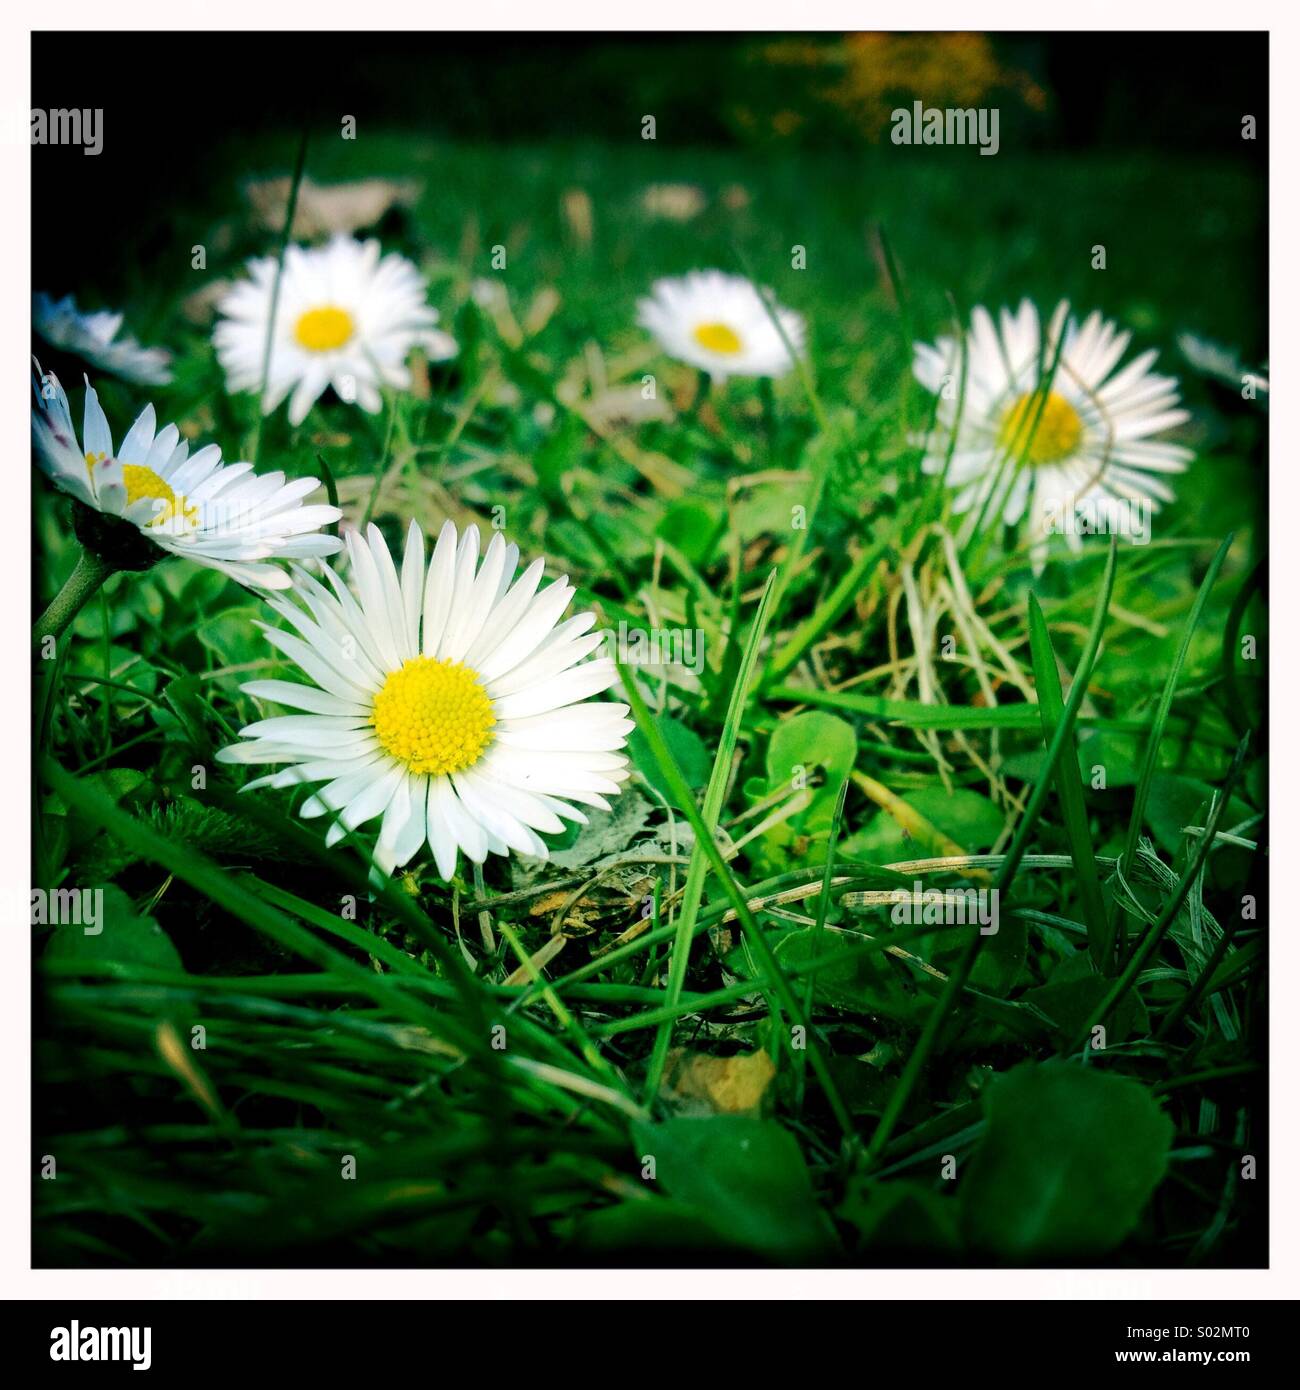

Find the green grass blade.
xmin=41 ymin=757 xmax=487 ymax=1059
xmin=1074 ymin=733 xmax=1250 ymax=1053
xmin=641 ymin=569 xmax=777 ymax=1103
xmin=766 ymin=682 xmax=1233 ymax=744
xmin=249 ymin=128 xmax=308 ymax=466
xmin=617 ymin=652 xmax=858 ymax=1145
xmin=765 ymin=535 xmax=891 ymax=686
xmin=1027 ymin=592 xmax=1112 ymax=971
xmin=757 ymin=428 xmax=839 ymax=683
xmin=865 ymin=535 xmax=1120 ymax=1166
xmin=796 ymin=775 xmax=849 ymax=1111
xmin=1122 ymin=532 xmax=1233 ymax=872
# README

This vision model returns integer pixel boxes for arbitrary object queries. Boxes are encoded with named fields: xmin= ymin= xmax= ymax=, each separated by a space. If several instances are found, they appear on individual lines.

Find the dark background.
xmin=32 ymin=31 xmax=1268 ymax=295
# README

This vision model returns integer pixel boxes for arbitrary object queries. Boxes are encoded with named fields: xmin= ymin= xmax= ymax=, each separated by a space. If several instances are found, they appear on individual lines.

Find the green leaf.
xmin=655 ymin=501 xmax=719 ymax=569
xmin=197 ymin=607 xmax=267 ymax=668
xmin=571 ymin=1198 xmax=738 ymax=1256
xmin=160 ymin=674 xmax=212 ymax=753
xmin=631 ymin=1116 xmax=835 ymax=1260
xmin=730 ymin=478 xmax=807 ymax=543
xmin=1022 ymin=953 xmax=1148 ymax=1045
xmin=967 ymin=909 xmax=1027 ymax=997
xmin=1144 ymin=773 xmax=1254 ymax=856
xmin=534 ymin=413 xmax=585 ymax=499
xmin=88 ymin=768 xmax=151 ymax=807
xmin=628 ymin=715 xmax=709 ymax=805
xmin=42 ymin=885 xmax=182 ymax=971
xmin=1075 ymin=724 xmax=1140 ymax=788
xmin=839 ymin=1178 xmax=962 ymax=1257
xmin=774 ymin=927 xmax=924 ymax=1022
xmin=58 ymin=768 xmax=153 ymax=862
xmin=765 ymin=710 xmax=857 ymax=832
xmin=842 ymin=786 xmax=1004 ymax=862
xmin=960 ymin=1062 xmax=1173 ymax=1259
xmin=176 ymin=562 xmax=235 ymax=612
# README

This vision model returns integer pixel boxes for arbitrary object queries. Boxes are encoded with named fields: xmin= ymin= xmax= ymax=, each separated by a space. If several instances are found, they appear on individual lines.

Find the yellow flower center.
xmin=692 ymin=321 xmax=744 ymax=355
xmin=86 ymin=452 xmax=197 ymax=527
xmin=371 ymin=657 xmax=495 ymax=776
xmin=997 ymin=391 xmax=1084 ymax=466
xmin=294 ymin=305 xmax=355 ymax=353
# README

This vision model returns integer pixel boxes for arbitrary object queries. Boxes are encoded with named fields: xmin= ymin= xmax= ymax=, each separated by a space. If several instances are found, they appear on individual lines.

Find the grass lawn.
xmin=33 ymin=125 xmax=1266 ymax=1267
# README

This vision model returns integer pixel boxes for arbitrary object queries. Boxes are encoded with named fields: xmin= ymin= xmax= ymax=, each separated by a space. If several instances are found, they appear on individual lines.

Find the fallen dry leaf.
xmin=245 ymin=176 xmax=423 ymax=238
xmin=640 ymin=183 xmax=706 ymax=221
xmin=562 ymin=188 xmax=594 ymax=247
xmin=179 ymin=279 xmax=231 ymax=326
xmin=661 ymin=1047 xmax=777 ymax=1116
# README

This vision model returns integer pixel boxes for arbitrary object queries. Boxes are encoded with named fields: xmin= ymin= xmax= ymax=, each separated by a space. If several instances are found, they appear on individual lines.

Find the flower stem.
xmin=250 ymin=126 xmax=310 ymax=466
xmin=759 ymin=375 xmax=777 ymax=458
xmin=33 ymin=549 xmax=116 ymax=651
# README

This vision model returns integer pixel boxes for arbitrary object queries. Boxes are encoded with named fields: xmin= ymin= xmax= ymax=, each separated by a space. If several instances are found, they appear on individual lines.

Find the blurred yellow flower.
xmin=743 ymin=34 xmax=1047 ymax=143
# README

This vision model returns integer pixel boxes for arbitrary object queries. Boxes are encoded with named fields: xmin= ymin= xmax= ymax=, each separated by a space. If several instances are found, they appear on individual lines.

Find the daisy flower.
xmin=637 ymin=270 xmax=805 ymax=382
xmin=31 ymin=361 xmax=343 ymax=589
xmin=1178 ymin=330 xmax=1269 ymax=405
xmin=218 ymin=520 xmax=633 ymax=878
xmin=33 ymin=292 xmax=173 ymax=387
xmin=913 ymin=299 xmax=1192 ymax=549
xmin=213 ymin=234 xmax=449 ymax=426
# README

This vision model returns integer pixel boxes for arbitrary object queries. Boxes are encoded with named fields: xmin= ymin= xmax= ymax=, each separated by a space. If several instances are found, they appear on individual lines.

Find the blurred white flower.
xmin=637 ymin=270 xmax=805 ymax=382
xmin=214 ymin=235 xmax=444 ymax=426
xmin=1178 ymin=330 xmax=1268 ymax=402
xmin=416 ymin=327 xmax=459 ymax=362
xmin=33 ymin=293 xmax=173 ymax=387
